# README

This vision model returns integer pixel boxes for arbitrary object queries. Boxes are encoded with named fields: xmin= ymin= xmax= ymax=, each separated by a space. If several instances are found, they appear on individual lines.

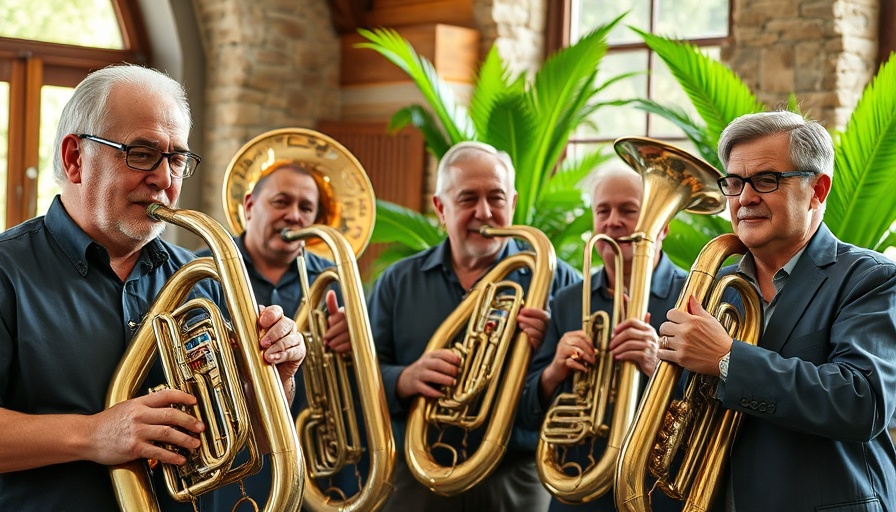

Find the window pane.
xmin=579 ymin=50 xmax=649 ymax=140
xmin=656 ymin=1 xmax=730 ymax=39
xmin=0 ymin=0 xmax=124 ymax=49
xmin=647 ymin=47 xmax=721 ymax=139
xmin=36 ymin=86 xmax=73 ymax=217
xmin=572 ymin=0 xmax=650 ymax=45
xmin=0 ymin=81 xmax=7 ymax=229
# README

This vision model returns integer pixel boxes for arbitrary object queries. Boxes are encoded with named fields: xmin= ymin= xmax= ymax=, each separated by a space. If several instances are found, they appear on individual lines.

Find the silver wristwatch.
xmin=719 ymin=351 xmax=731 ymax=381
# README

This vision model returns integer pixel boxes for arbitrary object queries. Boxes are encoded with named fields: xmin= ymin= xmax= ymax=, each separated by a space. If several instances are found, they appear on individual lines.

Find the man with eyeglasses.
xmin=0 ymin=64 xmax=307 ymax=512
xmin=657 ymin=110 xmax=896 ymax=511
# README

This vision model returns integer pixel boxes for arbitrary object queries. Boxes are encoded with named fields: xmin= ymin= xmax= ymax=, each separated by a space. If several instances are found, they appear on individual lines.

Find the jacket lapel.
xmin=759 ymin=224 xmax=837 ymax=353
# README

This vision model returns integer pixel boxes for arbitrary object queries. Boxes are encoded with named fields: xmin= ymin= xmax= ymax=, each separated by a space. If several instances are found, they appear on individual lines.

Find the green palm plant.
xmin=631 ymin=28 xmax=896 ymax=260
xmin=356 ymin=15 xmax=630 ymax=274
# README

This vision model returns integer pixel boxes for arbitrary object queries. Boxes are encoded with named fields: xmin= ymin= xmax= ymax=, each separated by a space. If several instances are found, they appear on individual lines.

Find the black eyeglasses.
xmin=717 ymin=170 xmax=818 ymax=196
xmin=77 ymin=134 xmax=201 ymax=178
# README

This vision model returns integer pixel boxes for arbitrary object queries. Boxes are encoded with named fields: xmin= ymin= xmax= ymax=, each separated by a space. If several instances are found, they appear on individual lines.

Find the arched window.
xmin=0 ymin=0 xmax=149 ymax=229
xmin=548 ymin=0 xmax=731 ymax=159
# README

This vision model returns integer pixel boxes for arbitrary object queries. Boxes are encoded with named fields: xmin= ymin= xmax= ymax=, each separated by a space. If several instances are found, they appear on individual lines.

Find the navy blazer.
xmin=716 ymin=223 xmax=896 ymax=512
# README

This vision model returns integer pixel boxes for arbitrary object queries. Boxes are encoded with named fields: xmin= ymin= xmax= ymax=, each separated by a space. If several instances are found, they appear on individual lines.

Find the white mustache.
xmin=737 ymin=207 xmax=770 ymax=220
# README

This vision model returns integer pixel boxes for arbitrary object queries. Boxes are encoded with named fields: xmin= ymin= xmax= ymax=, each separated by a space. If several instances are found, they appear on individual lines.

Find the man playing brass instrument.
xmin=367 ymin=141 xmax=580 ymax=512
xmin=658 ymin=111 xmax=896 ymax=511
xmin=199 ymin=159 xmax=348 ymax=509
xmin=521 ymin=166 xmax=686 ymax=512
xmin=0 ymin=64 xmax=306 ymax=512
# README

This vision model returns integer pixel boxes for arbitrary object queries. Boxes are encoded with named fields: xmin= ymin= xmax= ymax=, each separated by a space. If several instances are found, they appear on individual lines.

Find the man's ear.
xmin=432 ymin=194 xmax=447 ymax=224
xmin=60 ymin=134 xmax=83 ymax=184
xmin=243 ymin=192 xmax=255 ymax=220
xmin=811 ymin=173 xmax=832 ymax=208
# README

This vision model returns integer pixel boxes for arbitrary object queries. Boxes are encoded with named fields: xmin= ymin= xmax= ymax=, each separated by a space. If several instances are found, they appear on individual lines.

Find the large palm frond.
xmin=635 ymin=28 xmax=765 ymax=150
xmin=356 ymin=28 xmax=475 ymax=144
xmin=516 ymin=20 xmax=618 ymax=224
xmin=826 ymin=53 xmax=896 ymax=251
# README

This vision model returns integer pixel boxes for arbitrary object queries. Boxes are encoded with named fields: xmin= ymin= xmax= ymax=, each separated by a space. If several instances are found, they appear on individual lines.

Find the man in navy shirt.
xmin=202 ymin=159 xmax=350 ymax=509
xmin=0 ymin=64 xmax=306 ymax=511
xmin=520 ymin=166 xmax=686 ymax=511
xmin=368 ymin=141 xmax=581 ymax=512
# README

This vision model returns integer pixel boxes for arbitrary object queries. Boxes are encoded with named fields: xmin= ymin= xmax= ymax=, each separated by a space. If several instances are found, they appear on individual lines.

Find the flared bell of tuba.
xmin=405 ymin=225 xmax=556 ymax=496
xmin=615 ymin=234 xmax=762 ymax=512
xmin=535 ymin=137 xmax=726 ymax=504
xmin=105 ymin=205 xmax=304 ymax=512
xmin=224 ymin=128 xmax=394 ymax=512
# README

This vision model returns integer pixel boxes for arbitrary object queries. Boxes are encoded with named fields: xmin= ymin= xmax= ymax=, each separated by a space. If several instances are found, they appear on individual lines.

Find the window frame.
xmin=546 ymin=0 xmax=731 ymax=147
xmin=0 ymin=0 xmax=149 ymax=228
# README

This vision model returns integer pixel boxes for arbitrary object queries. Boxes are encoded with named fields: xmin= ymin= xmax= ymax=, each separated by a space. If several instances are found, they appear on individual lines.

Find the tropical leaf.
xmin=469 ymin=47 xmax=512 ymax=138
xmin=389 ymin=105 xmax=451 ymax=157
xmin=356 ymin=28 xmax=475 ymax=143
xmin=629 ymin=98 xmax=721 ymax=169
xmin=370 ymin=199 xmax=444 ymax=250
xmin=663 ymin=213 xmax=732 ymax=270
xmin=826 ymin=53 xmax=896 ymax=250
xmin=634 ymin=27 xmax=765 ymax=149
xmin=518 ymin=20 xmax=619 ymax=224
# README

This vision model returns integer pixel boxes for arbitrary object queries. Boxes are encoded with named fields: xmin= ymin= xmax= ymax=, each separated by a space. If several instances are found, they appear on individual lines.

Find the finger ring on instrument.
xmin=661 ymin=335 xmax=668 ymax=350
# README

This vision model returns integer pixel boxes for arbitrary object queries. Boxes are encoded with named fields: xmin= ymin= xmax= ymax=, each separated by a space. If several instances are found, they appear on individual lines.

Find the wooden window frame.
xmin=0 ymin=0 xmax=149 ymax=227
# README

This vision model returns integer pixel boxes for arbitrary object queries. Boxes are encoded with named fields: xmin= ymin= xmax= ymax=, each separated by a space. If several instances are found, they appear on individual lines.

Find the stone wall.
xmin=723 ymin=0 xmax=880 ymax=129
xmin=192 ymin=0 xmax=341 ymax=223
xmin=473 ymin=0 xmax=546 ymax=77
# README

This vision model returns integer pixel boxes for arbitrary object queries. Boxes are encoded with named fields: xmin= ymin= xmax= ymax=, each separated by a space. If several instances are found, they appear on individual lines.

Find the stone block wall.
xmin=473 ymin=0 xmax=546 ymax=77
xmin=723 ymin=0 xmax=880 ymax=129
xmin=192 ymin=0 xmax=341 ymax=223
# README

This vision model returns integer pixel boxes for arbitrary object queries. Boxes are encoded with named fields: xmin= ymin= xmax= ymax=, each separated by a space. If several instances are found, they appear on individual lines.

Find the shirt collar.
xmin=737 ymin=246 xmax=807 ymax=296
xmin=44 ymin=195 xmax=169 ymax=277
xmin=420 ymin=237 xmax=525 ymax=274
xmin=591 ymin=251 xmax=677 ymax=299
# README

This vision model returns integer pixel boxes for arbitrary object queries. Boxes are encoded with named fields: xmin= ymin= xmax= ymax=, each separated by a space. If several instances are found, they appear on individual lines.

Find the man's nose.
xmin=144 ymin=159 xmax=174 ymax=190
xmin=473 ymin=198 xmax=493 ymax=219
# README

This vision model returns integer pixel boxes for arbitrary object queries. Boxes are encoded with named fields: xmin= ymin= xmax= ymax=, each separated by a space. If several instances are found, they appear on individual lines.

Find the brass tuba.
xmin=614 ymin=234 xmax=762 ymax=512
xmin=224 ymin=128 xmax=395 ymax=512
xmin=536 ymin=137 xmax=727 ymax=504
xmin=405 ymin=225 xmax=556 ymax=495
xmin=105 ymin=205 xmax=304 ymax=512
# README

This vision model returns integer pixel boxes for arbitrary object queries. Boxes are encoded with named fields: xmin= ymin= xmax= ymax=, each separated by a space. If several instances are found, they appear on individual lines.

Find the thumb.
xmin=687 ymin=295 xmax=707 ymax=316
xmin=325 ymin=289 xmax=340 ymax=315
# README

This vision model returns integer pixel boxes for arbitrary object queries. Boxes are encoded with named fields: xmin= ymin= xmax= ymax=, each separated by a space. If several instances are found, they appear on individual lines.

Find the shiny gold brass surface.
xmin=405 ymin=225 xmax=557 ymax=496
xmin=536 ymin=234 xmax=625 ymax=503
xmin=105 ymin=205 xmax=303 ymax=512
xmin=614 ymin=234 xmax=762 ymax=512
xmin=222 ymin=128 xmax=375 ymax=258
xmin=282 ymin=225 xmax=395 ymax=512
xmin=536 ymin=136 xmax=726 ymax=505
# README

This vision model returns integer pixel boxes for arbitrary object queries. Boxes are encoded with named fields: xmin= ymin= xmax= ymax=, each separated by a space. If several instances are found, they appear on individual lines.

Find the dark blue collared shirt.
xmin=368 ymin=237 xmax=581 ymax=456
xmin=0 ymin=197 xmax=221 ymax=512
xmin=520 ymin=252 xmax=687 ymax=512
xmin=198 ymin=235 xmax=334 ymax=510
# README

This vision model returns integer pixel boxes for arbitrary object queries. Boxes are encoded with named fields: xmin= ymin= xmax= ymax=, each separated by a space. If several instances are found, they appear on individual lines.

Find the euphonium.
xmin=282 ymin=225 xmax=395 ymax=512
xmin=405 ymin=225 xmax=556 ymax=495
xmin=536 ymin=136 xmax=727 ymax=504
xmin=615 ymin=234 xmax=762 ymax=512
xmin=535 ymin=234 xmax=625 ymax=503
xmin=105 ymin=205 xmax=303 ymax=512
xmin=223 ymin=128 xmax=394 ymax=512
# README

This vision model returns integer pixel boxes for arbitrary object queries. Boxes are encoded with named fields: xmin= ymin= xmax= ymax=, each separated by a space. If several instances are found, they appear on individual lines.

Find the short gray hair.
xmin=434 ymin=141 xmax=516 ymax=197
xmin=718 ymin=110 xmax=834 ymax=178
xmin=52 ymin=64 xmax=191 ymax=183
